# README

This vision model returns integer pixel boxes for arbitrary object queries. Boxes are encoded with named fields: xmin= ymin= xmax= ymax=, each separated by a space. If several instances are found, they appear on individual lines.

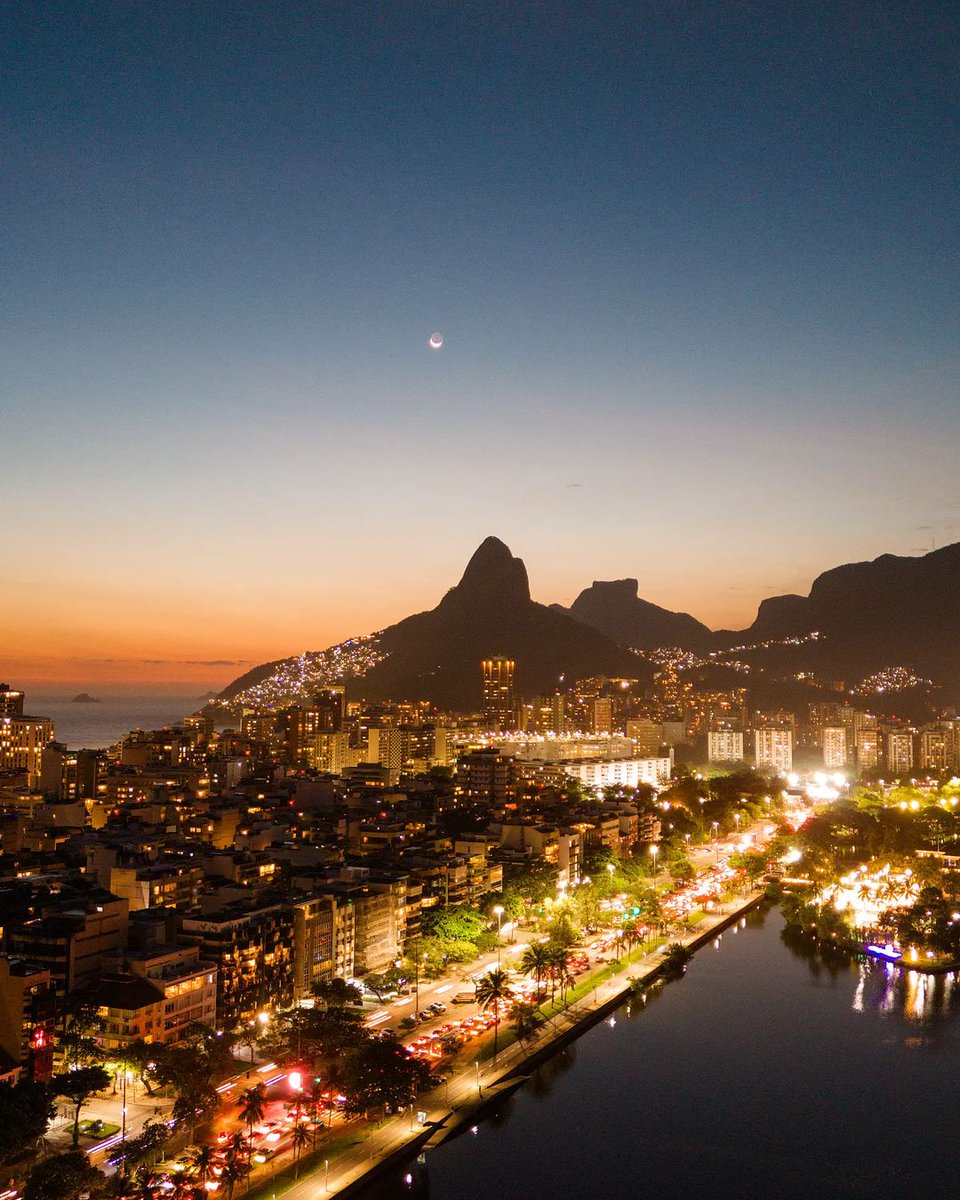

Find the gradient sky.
xmin=4 ymin=2 xmax=959 ymax=686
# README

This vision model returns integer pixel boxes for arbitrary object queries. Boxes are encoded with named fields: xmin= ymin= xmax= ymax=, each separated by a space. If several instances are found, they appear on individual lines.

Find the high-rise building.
xmin=0 ymin=714 xmax=55 ymax=788
xmin=482 ymin=657 xmax=515 ymax=731
xmin=884 ymin=731 xmax=914 ymax=775
xmin=856 ymin=728 xmax=880 ymax=770
xmin=822 ymin=727 xmax=847 ymax=769
xmin=708 ymin=730 xmax=744 ymax=764
xmin=753 ymin=727 xmax=793 ymax=773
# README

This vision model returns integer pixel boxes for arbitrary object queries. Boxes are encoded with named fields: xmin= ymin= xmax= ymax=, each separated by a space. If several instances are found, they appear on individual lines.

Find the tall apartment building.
xmin=0 ymin=687 xmax=25 ymax=717
xmin=708 ymin=730 xmax=744 ymax=764
xmin=855 ymin=728 xmax=880 ymax=770
xmin=482 ymin=657 xmax=515 ymax=731
xmin=626 ymin=718 xmax=662 ymax=756
xmin=821 ymin=727 xmax=848 ymax=769
xmin=753 ymin=727 xmax=793 ymax=774
xmin=884 ymin=731 xmax=914 ymax=775
xmin=0 ymin=714 xmax=55 ymax=788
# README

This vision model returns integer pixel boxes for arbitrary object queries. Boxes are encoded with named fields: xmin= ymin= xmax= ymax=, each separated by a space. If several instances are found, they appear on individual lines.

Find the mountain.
xmin=220 ymin=537 xmax=644 ymax=710
xmin=721 ymin=542 xmax=960 ymax=691
xmin=553 ymin=579 xmax=713 ymax=651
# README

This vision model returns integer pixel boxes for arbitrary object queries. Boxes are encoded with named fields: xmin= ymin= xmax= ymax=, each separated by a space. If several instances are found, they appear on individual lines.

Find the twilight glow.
xmin=4 ymin=4 xmax=958 ymax=686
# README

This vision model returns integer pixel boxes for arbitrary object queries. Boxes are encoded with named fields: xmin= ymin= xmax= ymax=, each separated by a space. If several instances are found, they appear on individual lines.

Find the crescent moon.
xmin=428 ymin=333 xmax=443 ymax=350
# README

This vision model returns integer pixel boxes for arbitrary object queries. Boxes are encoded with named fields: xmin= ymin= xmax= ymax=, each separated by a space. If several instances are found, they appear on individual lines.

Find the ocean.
xmin=22 ymin=686 xmax=216 ymax=750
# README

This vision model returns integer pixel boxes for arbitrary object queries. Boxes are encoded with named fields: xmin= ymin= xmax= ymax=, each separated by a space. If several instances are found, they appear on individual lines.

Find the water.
xmin=361 ymin=908 xmax=960 ymax=1200
xmin=21 ymin=686 xmax=212 ymax=749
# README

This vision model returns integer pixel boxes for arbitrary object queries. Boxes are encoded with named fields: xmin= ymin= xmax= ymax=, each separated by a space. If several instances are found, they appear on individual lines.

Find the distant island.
xmin=71 ymin=693 xmax=101 ymax=704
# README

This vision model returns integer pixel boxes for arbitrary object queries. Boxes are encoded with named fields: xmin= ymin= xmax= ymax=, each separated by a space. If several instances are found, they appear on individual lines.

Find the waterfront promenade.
xmin=253 ymin=886 xmax=765 ymax=1200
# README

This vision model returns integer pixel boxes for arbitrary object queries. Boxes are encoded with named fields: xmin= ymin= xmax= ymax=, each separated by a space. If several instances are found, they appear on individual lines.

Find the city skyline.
xmin=5 ymin=2 xmax=958 ymax=685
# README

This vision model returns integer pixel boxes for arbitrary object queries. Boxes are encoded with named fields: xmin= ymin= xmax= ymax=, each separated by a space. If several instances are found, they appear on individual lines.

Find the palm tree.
xmin=474 ymin=968 xmax=511 ymax=1060
xmin=509 ymin=1000 xmax=542 ymax=1044
xmin=518 ymin=943 xmax=551 ymax=1003
xmin=291 ymin=1120 xmax=312 ymax=1178
xmin=220 ymin=1144 xmax=248 ymax=1200
xmin=185 ymin=1143 xmax=215 ymax=1189
xmin=545 ymin=944 xmax=572 ymax=1003
xmin=228 ymin=1127 xmax=252 ymax=1179
xmin=237 ymin=1082 xmax=266 ymax=1144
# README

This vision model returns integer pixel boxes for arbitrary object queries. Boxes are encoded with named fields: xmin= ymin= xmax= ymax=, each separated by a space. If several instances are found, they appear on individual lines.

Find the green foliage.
xmin=24 ymin=1150 xmax=107 ymax=1200
xmin=728 ymin=849 xmax=769 ymax=882
xmin=311 ymin=978 xmax=363 ymax=1010
xmin=544 ymin=908 xmax=580 ymax=948
xmin=421 ymin=905 xmax=486 ymax=943
xmin=53 ymin=1066 xmax=111 ymax=1146
xmin=339 ymin=1036 xmax=430 ymax=1115
xmin=0 ymin=1080 xmax=54 ymax=1163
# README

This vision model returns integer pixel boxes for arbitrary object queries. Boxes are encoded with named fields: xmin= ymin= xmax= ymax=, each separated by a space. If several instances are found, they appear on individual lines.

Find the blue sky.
xmin=4 ymin=2 xmax=959 ymax=682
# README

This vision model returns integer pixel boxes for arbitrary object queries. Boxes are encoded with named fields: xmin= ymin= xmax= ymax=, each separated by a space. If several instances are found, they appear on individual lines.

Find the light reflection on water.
xmin=357 ymin=907 xmax=960 ymax=1200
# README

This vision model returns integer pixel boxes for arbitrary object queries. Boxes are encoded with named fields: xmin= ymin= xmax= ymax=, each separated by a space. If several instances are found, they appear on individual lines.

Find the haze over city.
xmin=5 ymin=2 xmax=958 ymax=685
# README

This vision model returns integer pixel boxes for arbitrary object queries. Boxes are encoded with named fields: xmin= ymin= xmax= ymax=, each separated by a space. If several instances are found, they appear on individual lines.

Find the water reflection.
xmin=354 ymin=907 xmax=960 ymax=1200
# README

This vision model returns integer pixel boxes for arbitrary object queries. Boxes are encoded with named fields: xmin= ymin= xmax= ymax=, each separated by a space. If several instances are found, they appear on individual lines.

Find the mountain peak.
xmin=449 ymin=537 xmax=530 ymax=607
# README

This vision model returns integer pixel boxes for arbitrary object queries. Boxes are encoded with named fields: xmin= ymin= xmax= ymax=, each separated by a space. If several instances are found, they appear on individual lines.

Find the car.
xmin=399 ymin=1014 xmax=418 ymax=1028
xmin=429 ymin=1002 xmax=447 ymax=1014
xmin=418 ymin=1010 xmax=433 ymax=1021
xmin=452 ymin=991 xmax=475 ymax=1003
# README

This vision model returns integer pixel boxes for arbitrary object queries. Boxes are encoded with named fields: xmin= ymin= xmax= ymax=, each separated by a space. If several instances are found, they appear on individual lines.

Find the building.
xmin=0 ymin=714 xmax=55 ymax=788
xmin=753 ymin=728 xmax=793 ymax=774
xmin=821 ymin=727 xmax=848 ymax=770
xmin=0 ymin=687 xmax=25 ymax=717
xmin=0 ymin=957 xmax=56 ymax=1081
xmin=855 ymin=728 xmax=880 ymax=770
xmin=455 ymin=749 xmax=516 ymax=806
xmin=126 ymin=945 xmax=218 ymax=1043
xmin=560 ymin=756 xmax=672 ymax=791
xmin=482 ymin=657 xmax=515 ymax=731
xmin=7 ymin=892 xmax=130 ymax=996
xmin=884 ymin=731 xmax=914 ymax=775
xmin=707 ymin=731 xmax=744 ymax=764
xmin=626 ymin=718 xmax=662 ymax=756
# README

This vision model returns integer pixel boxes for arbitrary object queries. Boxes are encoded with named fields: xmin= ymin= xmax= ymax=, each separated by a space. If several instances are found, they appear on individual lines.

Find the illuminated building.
xmin=0 ymin=687 xmax=25 ymax=717
xmin=708 ymin=730 xmax=744 ymax=764
xmin=884 ymin=731 xmax=914 ymax=774
xmin=482 ymin=657 xmax=515 ymax=731
xmin=560 ymin=755 xmax=672 ymax=791
xmin=855 ymin=728 xmax=879 ymax=770
xmin=821 ymin=727 xmax=848 ymax=769
xmin=0 ymin=957 xmax=55 ymax=1081
xmin=753 ymin=727 xmax=793 ymax=773
xmin=0 ymin=714 xmax=55 ymax=788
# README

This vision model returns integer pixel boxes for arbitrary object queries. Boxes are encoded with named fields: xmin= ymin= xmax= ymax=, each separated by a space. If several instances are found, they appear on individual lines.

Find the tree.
xmin=311 ymin=977 xmax=363 ymax=1011
xmin=220 ymin=1138 xmax=250 ymax=1200
xmin=474 ymin=968 xmax=511 ymax=1059
xmin=509 ymin=1000 xmax=542 ymax=1044
xmin=54 ymin=1065 xmax=111 ymax=1146
xmin=544 ymin=943 xmax=573 ymax=1002
xmin=363 ymin=965 xmax=406 ymax=1002
xmin=58 ymin=998 xmax=105 ymax=1069
xmin=339 ymin=1036 xmax=429 ymax=1117
xmin=238 ymin=1082 xmax=266 ymax=1155
xmin=185 ymin=1142 xmax=216 ymax=1188
xmin=0 ymin=1079 xmax=54 ymax=1162
xmin=291 ymin=1120 xmax=312 ymax=1178
xmin=24 ymin=1150 xmax=107 ymax=1200
xmin=518 ymin=942 xmax=551 ymax=1001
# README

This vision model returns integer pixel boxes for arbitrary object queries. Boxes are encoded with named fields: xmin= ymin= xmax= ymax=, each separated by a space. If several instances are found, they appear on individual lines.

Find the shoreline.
xmin=318 ymin=889 xmax=766 ymax=1198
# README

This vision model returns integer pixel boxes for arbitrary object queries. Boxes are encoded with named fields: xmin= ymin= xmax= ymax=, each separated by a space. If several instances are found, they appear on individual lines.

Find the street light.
xmin=712 ymin=821 xmax=720 ymax=866
xmin=493 ymin=905 xmax=504 ymax=967
xmin=649 ymin=843 xmax=659 ymax=885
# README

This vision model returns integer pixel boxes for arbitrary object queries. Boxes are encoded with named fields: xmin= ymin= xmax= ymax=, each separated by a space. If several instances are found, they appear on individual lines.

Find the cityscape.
xmin=5 ymin=3 xmax=959 ymax=1199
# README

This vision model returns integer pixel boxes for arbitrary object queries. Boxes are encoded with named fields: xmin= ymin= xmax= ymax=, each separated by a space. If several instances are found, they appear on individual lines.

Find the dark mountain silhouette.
xmin=552 ymin=579 xmax=712 ymax=651
xmin=358 ymin=537 xmax=642 ymax=707
xmin=220 ymin=537 xmax=644 ymax=710
xmin=718 ymin=542 xmax=960 ymax=690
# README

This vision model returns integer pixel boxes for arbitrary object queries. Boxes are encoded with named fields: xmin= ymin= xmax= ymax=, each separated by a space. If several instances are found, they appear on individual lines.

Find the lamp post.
xmin=712 ymin=821 xmax=720 ymax=866
xmin=649 ymin=843 xmax=659 ymax=886
xmin=493 ymin=905 xmax=504 ymax=967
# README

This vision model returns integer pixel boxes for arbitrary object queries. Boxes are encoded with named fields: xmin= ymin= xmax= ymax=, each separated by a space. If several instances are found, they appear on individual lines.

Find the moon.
xmin=428 ymin=332 xmax=443 ymax=350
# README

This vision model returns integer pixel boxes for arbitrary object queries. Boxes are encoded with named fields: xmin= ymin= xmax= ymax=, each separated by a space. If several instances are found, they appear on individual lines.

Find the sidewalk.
xmin=238 ymin=888 xmax=765 ymax=1200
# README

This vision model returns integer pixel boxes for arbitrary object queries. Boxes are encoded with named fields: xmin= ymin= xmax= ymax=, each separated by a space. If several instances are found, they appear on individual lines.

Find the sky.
xmin=4 ymin=2 xmax=959 ymax=687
